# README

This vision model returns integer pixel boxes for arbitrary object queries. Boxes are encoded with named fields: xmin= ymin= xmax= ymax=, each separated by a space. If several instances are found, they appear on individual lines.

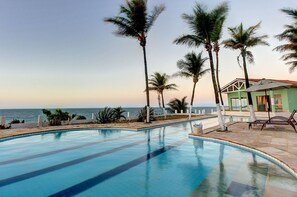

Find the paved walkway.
xmin=198 ymin=122 xmax=297 ymax=174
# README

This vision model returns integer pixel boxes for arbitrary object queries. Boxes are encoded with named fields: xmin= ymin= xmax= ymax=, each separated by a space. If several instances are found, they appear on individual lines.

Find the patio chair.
xmin=248 ymin=119 xmax=268 ymax=130
xmin=260 ymin=109 xmax=297 ymax=132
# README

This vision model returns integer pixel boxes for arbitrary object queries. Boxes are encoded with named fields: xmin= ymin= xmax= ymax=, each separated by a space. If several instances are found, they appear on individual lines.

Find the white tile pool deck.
xmin=199 ymin=122 xmax=297 ymax=174
xmin=195 ymin=121 xmax=297 ymax=197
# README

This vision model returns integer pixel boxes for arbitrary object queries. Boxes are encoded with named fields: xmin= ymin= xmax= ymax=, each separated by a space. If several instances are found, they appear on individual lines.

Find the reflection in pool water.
xmin=0 ymin=118 xmax=296 ymax=196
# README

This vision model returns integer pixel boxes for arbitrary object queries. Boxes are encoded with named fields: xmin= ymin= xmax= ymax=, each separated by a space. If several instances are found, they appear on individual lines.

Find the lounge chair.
xmin=248 ymin=110 xmax=297 ymax=132
xmin=261 ymin=110 xmax=297 ymax=132
xmin=248 ymin=119 xmax=267 ymax=129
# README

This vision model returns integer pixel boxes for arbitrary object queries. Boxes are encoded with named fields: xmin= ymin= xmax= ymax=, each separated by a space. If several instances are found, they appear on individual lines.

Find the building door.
xmin=256 ymin=95 xmax=271 ymax=112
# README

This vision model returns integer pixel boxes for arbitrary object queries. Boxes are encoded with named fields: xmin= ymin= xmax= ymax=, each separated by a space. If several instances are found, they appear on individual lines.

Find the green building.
xmin=221 ymin=78 xmax=297 ymax=112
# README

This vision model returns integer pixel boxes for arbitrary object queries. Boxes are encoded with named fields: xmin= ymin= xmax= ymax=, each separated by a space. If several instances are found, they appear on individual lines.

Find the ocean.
xmin=0 ymin=107 xmax=216 ymax=123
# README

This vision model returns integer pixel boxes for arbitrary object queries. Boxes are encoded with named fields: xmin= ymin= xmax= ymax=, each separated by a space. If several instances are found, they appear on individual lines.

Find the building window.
xmin=231 ymin=98 xmax=247 ymax=110
xmin=256 ymin=96 xmax=271 ymax=112
xmin=274 ymin=94 xmax=283 ymax=112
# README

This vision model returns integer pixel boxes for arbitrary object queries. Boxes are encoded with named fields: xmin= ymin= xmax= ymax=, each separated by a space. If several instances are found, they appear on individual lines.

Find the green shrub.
xmin=96 ymin=107 xmax=126 ymax=123
xmin=0 ymin=124 xmax=11 ymax=129
xmin=9 ymin=119 xmax=25 ymax=124
xmin=96 ymin=107 xmax=116 ymax=124
xmin=137 ymin=107 xmax=155 ymax=122
xmin=76 ymin=115 xmax=87 ymax=120
xmin=42 ymin=109 xmax=76 ymax=126
xmin=167 ymin=97 xmax=188 ymax=113
xmin=112 ymin=107 xmax=126 ymax=122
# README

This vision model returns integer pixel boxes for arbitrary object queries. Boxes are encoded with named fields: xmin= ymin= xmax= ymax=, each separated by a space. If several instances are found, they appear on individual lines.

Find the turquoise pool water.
xmin=0 ymin=118 xmax=296 ymax=196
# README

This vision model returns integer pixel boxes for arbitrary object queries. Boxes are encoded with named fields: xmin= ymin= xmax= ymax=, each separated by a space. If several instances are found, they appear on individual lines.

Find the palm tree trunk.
xmin=206 ymin=45 xmax=225 ymax=130
xmin=215 ymin=50 xmax=226 ymax=116
xmin=157 ymin=93 xmax=161 ymax=108
xmin=215 ymin=50 xmax=224 ymax=106
xmin=189 ymin=81 xmax=197 ymax=120
xmin=161 ymin=92 xmax=165 ymax=108
xmin=190 ymin=82 xmax=197 ymax=106
xmin=242 ymin=52 xmax=256 ymax=121
xmin=161 ymin=92 xmax=166 ymax=119
xmin=142 ymin=46 xmax=150 ymax=123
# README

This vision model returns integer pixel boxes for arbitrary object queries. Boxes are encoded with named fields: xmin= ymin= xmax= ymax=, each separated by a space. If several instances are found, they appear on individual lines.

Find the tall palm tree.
xmin=174 ymin=52 xmax=209 ymax=108
xmin=167 ymin=97 xmax=188 ymax=113
xmin=212 ymin=4 xmax=229 ymax=108
xmin=274 ymin=8 xmax=297 ymax=73
xmin=104 ymin=0 xmax=165 ymax=123
xmin=148 ymin=72 xmax=177 ymax=109
xmin=222 ymin=23 xmax=269 ymax=121
xmin=173 ymin=3 xmax=228 ymax=130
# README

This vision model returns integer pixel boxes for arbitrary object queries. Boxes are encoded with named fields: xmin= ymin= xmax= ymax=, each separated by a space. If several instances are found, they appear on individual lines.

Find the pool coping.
xmin=0 ymin=115 xmax=215 ymax=142
xmin=0 ymin=116 xmax=217 ymax=143
xmin=133 ymin=116 xmax=217 ymax=131
xmin=189 ymin=134 xmax=297 ymax=179
xmin=0 ymin=127 xmax=140 ymax=142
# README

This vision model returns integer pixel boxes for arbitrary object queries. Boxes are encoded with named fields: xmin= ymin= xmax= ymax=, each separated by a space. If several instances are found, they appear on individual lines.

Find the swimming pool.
xmin=0 ymin=118 xmax=296 ymax=196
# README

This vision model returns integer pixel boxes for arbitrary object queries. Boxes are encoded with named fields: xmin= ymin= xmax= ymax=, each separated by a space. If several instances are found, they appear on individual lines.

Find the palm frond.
xmin=105 ymin=0 xmax=165 ymax=44
xmin=148 ymin=72 xmax=177 ymax=93
xmin=281 ymin=8 xmax=297 ymax=20
xmin=237 ymin=54 xmax=242 ymax=68
xmin=246 ymin=51 xmax=254 ymax=64
xmin=173 ymin=34 xmax=203 ymax=47
xmin=281 ymin=51 xmax=297 ymax=61
xmin=274 ymin=43 xmax=297 ymax=52
xmin=174 ymin=3 xmax=228 ymax=48
xmin=275 ymin=8 xmax=297 ymax=72
xmin=146 ymin=4 xmax=165 ymax=31
xmin=104 ymin=17 xmax=139 ymax=38
xmin=164 ymin=83 xmax=178 ymax=90
xmin=223 ymin=22 xmax=268 ymax=67
xmin=175 ymin=51 xmax=209 ymax=79
xmin=210 ymin=2 xmax=229 ymax=42
xmin=288 ymin=61 xmax=297 ymax=73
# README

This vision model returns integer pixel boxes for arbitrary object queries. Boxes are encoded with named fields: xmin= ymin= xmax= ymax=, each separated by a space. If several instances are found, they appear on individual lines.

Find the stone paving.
xmin=199 ymin=122 xmax=297 ymax=175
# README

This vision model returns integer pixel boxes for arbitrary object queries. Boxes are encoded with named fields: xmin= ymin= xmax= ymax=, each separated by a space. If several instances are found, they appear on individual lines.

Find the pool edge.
xmin=189 ymin=134 xmax=297 ymax=179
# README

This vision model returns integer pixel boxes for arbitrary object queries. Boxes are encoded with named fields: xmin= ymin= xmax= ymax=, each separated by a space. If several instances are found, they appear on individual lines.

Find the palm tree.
xmin=104 ymin=0 xmax=165 ymax=123
xmin=222 ymin=23 xmax=269 ymax=121
xmin=167 ymin=97 xmax=188 ymax=113
xmin=148 ymin=72 xmax=177 ymax=109
xmin=212 ymin=4 xmax=229 ymax=108
xmin=274 ymin=8 xmax=297 ymax=73
xmin=174 ymin=52 xmax=209 ymax=109
xmin=173 ymin=3 xmax=228 ymax=130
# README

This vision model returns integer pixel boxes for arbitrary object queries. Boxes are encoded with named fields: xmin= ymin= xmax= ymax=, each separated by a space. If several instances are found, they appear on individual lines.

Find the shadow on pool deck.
xmin=194 ymin=122 xmax=297 ymax=177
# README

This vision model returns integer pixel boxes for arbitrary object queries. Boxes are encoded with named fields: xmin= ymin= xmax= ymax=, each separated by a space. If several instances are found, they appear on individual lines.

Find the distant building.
xmin=221 ymin=78 xmax=297 ymax=112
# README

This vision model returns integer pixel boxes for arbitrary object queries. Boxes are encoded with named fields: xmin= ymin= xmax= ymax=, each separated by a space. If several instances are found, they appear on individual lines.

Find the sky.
xmin=0 ymin=0 xmax=296 ymax=109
